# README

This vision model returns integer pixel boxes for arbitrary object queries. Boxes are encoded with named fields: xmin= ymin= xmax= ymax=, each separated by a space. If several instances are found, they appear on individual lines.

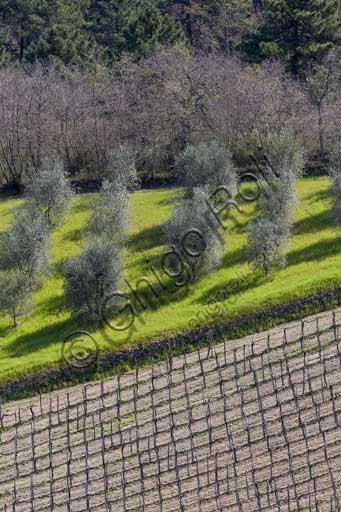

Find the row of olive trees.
xmin=0 ymin=145 xmax=138 ymax=328
xmin=63 ymin=147 xmax=138 ymax=320
xmin=163 ymin=132 xmax=306 ymax=283
xmin=247 ymin=132 xmax=305 ymax=275
xmin=0 ymin=161 xmax=73 ymax=326
xmin=164 ymin=140 xmax=237 ymax=281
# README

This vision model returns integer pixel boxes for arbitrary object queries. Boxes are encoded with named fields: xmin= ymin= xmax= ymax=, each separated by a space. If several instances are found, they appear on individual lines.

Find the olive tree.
xmin=63 ymin=238 xmax=122 ymax=319
xmin=247 ymin=216 xmax=289 ymax=275
xmin=89 ymin=179 xmax=128 ymax=243
xmin=175 ymin=140 xmax=237 ymax=195
xmin=104 ymin=146 xmax=139 ymax=190
xmin=26 ymin=160 xmax=73 ymax=226
xmin=164 ymin=186 xmax=223 ymax=280
xmin=0 ymin=271 xmax=31 ymax=327
xmin=247 ymin=176 xmax=295 ymax=275
xmin=257 ymin=130 xmax=305 ymax=184
xmin=247 ymin=132 xmax=304 ymax=275
xmin=0 ymin=205 xmax=49 ymax=287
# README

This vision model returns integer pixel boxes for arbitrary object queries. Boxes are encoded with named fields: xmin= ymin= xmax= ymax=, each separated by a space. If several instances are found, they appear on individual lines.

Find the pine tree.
xmin=0 ymin=0 xmax=94 ymax=63
xmin=127 ymin=0 xmax=184 ymax=59
xmin=243 ymin=0 xmax=341 ymax=74
xmin=87 ymin=0 xmax=130 ymax=61
xmin=88 ymin=0 xmax=184 ymax=60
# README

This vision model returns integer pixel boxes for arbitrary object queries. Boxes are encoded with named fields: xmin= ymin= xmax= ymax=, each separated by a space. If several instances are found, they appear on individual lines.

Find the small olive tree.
xmin=0 ymin=271 xmax=31 ymax=327
xmin=175 ymin=140 xmax=237 ymax=195
xmin=0 ymin=205 xmax=49 ymax=287
xmin=247 ymin=132 xmax=304 ymax=275
xmin=26 ymin=160 xmax=73 ymax=226
xmin=105 ymin=146 xmax=139 ymax=190
xmin=247 ymin=179 xmax=294 ymax=275
xmin=247 ymin=216 xmax=290 ymax=276
xmin=63 ymin=239 xmax=122 ymax=319
xmin=258 ymin=130 xmax=305 ymax=184
xmin=164 ymin=186 xmax=223 ymax=280
xmin=89 ymin=179 xmax=128 ymax=243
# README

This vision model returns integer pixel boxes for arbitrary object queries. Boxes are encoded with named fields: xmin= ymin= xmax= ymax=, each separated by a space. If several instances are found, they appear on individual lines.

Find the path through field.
xmin=2 ymin=309 xmax=341 ymax=511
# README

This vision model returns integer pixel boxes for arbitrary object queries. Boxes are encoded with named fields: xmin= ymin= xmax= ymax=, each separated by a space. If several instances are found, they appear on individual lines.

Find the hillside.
xmin=1 ymin=308 xmax=341 ymax=511
xmin=1 ymin=176 xmax=341 ymax=387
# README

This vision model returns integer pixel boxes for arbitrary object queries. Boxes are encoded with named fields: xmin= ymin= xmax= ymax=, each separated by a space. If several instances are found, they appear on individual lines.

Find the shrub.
xmin=26 ymin=160 xmax=73 ymax=226
xmin=63 ymin=239 xmax=122 ymax=318
xmin=175 ymin=140 xmax=237 ymax=194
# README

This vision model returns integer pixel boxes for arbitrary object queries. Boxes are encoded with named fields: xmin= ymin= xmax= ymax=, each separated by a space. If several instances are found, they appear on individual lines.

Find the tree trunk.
xmin=318 ymin=104 xmax=325 ymax=161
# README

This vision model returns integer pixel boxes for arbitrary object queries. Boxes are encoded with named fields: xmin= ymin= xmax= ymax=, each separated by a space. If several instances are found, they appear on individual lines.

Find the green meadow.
xmin=0 ymin=176 xmax=340 ymax=384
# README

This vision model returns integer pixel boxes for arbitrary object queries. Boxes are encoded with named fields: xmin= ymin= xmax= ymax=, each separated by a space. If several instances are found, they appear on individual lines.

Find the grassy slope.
xmin=0 ymin=177 xmax=340 ymax=383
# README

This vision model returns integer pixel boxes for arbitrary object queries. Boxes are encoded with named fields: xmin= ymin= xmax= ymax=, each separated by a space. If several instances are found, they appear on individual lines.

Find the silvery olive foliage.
xmin=329 ymin=149 xmax=341 ymax=223
xmin=26 ymin=160 xmax=73 ymax=227
xmin=247 ymin=216 xmax=290 ymax=276
xmin=105 ymin=146 xmax=139 ymax=190
xmin=64 ymin=148 xmax=138 ymax=320
xmin=175 ymin=141 xmax=237 ymax=195
xmin=247 ymin=135 xmax=304 ymax=275
xmin=259 ymin=130 xmax=305 ymax=184
xmin=0 ymin=204 xmax=49 ymax=287
xmin=63 ymin=238 xmax=122 ymax=318
xmin=164 ymin=186 xmax=223 ymax=280
xmin=0 ymin=271 xmax=31 ymax=327
xmin=89 ymin=179 xmax=128 ymax=243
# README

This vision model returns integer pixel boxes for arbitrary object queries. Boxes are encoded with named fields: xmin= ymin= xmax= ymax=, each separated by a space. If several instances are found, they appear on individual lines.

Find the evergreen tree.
xmin=0 ymin=0 xmax=94 ymax=63
xmin=243 ymin=0 xmax=341 ymax=74
xmin=88 ymin=0 xmax=184 ymax=61
xmin=87 ymin=0 xmax=130 ymax=61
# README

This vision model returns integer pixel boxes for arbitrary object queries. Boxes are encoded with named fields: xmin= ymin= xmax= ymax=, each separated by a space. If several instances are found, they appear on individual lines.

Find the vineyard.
xmin=1 ymin=309 xmax=341 ymax=511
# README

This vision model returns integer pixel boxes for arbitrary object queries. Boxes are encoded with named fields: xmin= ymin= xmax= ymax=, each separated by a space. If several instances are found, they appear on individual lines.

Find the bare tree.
xmin=305 ymin=51 xmax=340 ymax=161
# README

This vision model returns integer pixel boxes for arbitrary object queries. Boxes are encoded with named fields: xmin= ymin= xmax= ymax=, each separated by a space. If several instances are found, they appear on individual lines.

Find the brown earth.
xmin=1 ymin=308 xmax=341 ymax=511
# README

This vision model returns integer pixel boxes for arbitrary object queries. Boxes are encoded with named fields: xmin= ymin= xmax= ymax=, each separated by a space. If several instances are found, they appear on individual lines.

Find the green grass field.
xmin=0 ymin=176 xmax=340 ymax=384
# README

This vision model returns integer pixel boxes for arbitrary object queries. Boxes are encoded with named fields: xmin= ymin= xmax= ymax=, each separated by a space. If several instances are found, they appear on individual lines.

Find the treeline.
xmin=1 ymin=0 xmax=341 ymax=73
xmin=1 ymin=49 xmax=341 ymax=190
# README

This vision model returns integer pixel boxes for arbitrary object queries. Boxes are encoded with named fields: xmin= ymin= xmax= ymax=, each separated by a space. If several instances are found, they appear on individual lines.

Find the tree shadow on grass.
xmin=198 ymin=271 xmax=267 ymax=306
xmin=221 ymin=247 xmax=247 ymax=269
xmin=287 ymin=235 xmax=341 ymax=266
xmin=128 ymin=223 xmax=166 ymax=252
xmin=303 ymin=188 xmax=331 ymax=204
xmin=293 ymin=210 xmax=331 ymax=236
xmin=5 ymin=315 xmax=95 ymax=358
xmin=0 ymin=324 xmax=15 ymax=339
